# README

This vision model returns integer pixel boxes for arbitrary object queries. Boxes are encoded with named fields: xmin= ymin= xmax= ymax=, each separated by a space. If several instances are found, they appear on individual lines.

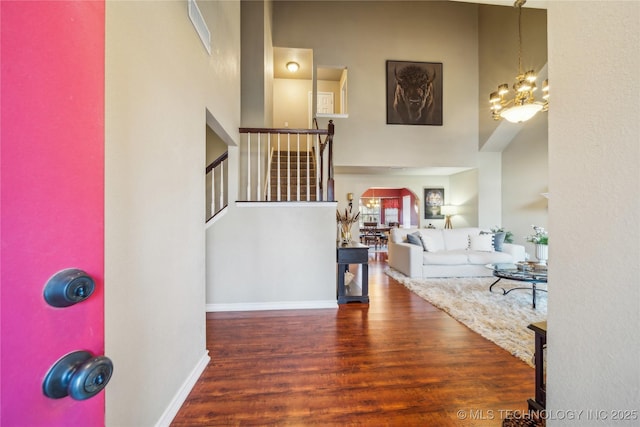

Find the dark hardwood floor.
xmin=172 ymin=252 xmax=533 ymax=426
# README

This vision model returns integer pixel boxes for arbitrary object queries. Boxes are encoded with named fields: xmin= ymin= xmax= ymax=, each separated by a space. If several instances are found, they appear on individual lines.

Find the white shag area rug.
xmin=385 ymin=267 xmax=547 ymax=367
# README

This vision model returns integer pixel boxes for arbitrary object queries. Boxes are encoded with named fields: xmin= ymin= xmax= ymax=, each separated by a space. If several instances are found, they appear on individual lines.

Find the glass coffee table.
xmin=489 ymin=263 xmax=547 ymax=309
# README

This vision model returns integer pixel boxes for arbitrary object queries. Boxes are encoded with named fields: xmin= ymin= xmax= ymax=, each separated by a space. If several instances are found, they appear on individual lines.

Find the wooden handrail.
xmin=239 ymin=127 xmax=329 ymax=135
xmin=206 ymin=151 xmax=228 ymax=174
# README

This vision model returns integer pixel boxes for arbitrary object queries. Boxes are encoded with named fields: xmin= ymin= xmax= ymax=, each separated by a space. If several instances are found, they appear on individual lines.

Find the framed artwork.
xmin=386 ymin=60 xmax=443 ymax=126
xmin=424 ymin=188 xmax=444 ymax=219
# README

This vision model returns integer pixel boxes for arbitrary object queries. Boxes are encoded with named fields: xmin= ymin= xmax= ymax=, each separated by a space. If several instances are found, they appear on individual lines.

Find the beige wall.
xmin=547 ymin=2 xmax=639 ymax=423
xmin=449 ymin=169 xmax=480 ymax=229
xmin=206 ymin=203 xmax=337 ymax=310
xmin=273 ymin=1 xmax=481 ymax=169
xmin=477 ymin=151 xmax=503 ymax=229
xmin=105 ymin=1 xmax=240 ymax=425
xmin=241 ymin=0 xmax=272 ymax=127
xmin=273 ymin=78 xmax=312 ymax=129
xmin=501 ymin=113 xmax=548 ymax=250
xmin=273 ymin=78 xmax=344 ymax=129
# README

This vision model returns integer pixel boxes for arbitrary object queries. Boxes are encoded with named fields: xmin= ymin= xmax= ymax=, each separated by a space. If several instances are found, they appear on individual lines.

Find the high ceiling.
xmin=449 ymin=0 xmax=547 ymax=9
xmin=273 ymin=47 xmax=313 ymax=80
xmin=273 ymin=47 xmax=345 ymax=81
xmin=273 ymin=0 xmax=548 ymax=177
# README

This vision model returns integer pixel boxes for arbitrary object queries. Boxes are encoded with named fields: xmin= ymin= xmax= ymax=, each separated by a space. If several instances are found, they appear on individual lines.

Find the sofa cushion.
xmin=468 ymin=234 xmax=494 ymax=252
xmin=420 ymin=229 xmax=445 ymax=252
xmin=423 ymin=250 xmax=469 ymax=265
xmin=443 ymin=228 xmax=480 ymax=251
xmin=467 ymin=250 xmax=513 ymax=265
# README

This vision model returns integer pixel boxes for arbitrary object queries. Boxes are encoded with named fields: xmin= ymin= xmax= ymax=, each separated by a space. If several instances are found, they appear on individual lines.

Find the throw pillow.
xmin=468 ymin=234 xmax=495 ymax=252
xmin=493 ymin=232 xmax=506 ymax=251
xmin=406 ymin=232 xmax=423 ymax=248
xmin=480 ymin=231 xmax=506 ymax=251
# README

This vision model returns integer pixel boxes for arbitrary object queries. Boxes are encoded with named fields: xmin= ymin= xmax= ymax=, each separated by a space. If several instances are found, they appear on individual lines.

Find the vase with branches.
xmin=336 ymin=208 xmax=360 ymax=244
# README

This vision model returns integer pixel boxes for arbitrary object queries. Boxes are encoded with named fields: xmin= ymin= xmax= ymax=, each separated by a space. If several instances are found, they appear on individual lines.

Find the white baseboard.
xmin=207 ymin=300 xmax=337 ymax=312
xmin=154 ymin=350 xmax=211 ymax=427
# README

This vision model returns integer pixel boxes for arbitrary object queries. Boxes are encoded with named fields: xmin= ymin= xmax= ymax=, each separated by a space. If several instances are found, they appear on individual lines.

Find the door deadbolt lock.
xmin=43 ymin=351 xmax=114 ymax=400
xmin=43 ymin=268 xmax=95 ymax=307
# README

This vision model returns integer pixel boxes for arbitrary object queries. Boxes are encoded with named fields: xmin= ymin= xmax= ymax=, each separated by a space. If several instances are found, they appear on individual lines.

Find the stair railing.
xmin=239 ymin=120 xmax=334 ymax=202
xmin=205 ymin=151 xmax=228 ymax=221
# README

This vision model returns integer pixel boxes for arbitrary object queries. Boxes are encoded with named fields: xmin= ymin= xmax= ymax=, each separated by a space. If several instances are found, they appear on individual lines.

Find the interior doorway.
xmin=359 ymin=188 xmax=419 ymax=228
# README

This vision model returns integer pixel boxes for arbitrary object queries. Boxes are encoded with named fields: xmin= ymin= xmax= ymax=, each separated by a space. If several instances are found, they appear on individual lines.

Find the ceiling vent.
xmin=188 ymin=0 xmax=211 ymax=55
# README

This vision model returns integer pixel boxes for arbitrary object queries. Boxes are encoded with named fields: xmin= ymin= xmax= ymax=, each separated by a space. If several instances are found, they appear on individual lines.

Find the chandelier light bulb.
xmin=524 ymin=70 xmax=537 ymax=82
xmin=500 ymin=103 xmax=543 ymax=123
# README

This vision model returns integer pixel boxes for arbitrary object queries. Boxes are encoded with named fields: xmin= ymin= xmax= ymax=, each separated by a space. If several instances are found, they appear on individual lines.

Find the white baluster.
xmin=257 ymin=133 xmax=261 ymax=201
xmin=287 ymin=133 xmax=291 ymax=201
xmin=296 ymin=133 xmax=300 ymax=201
xmin=246 ymin=133 xmax=251 ymax=200
xmin=211 ymin=168 xmax=215 ymax=215
xmin=277 ymin=134 xmax=281 ymax=201
xmin=219 ymin=161 xmax=224 ymax=211
xmin=267 ymin=133 xmax=271 ymax=201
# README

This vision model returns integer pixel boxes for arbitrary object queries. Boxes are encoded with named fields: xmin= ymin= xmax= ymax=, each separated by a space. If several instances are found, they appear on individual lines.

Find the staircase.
xmin=239 ymin=121 xmax=334 ymax=202
xmin=269 ymin=150 xmax=317 ymax=201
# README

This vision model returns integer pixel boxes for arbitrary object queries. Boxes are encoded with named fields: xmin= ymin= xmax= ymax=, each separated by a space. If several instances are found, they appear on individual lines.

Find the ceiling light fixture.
xmin=286 ymin=61 xmax=299 ymax=72
xmin=366 ymin=189 xmax=380 ymax=209
xmin=489 ymin=0 xmax=549 ymax=123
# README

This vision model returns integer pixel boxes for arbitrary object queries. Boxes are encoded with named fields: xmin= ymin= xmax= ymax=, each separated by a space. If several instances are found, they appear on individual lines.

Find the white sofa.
xmin=388 ymin=227 xmax=526 ymax=278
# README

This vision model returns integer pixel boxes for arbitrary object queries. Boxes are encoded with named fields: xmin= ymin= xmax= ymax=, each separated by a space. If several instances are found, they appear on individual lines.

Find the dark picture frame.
xmin=424 ymin=188 xmax=444 ymax=219
xmin=386 ymin=60 xmax=443 ymax=126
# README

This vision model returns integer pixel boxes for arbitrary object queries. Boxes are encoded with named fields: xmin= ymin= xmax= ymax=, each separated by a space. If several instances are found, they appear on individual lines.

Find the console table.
xmin=336 ymin=242 xmax=369 ymax=304
xmin=527 ymin=321 xmax=547 ymax=411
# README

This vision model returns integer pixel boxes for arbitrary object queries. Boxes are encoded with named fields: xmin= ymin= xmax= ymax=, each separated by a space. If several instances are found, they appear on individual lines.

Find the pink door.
xmin=1 ymin=1 xmax=106 ymax=425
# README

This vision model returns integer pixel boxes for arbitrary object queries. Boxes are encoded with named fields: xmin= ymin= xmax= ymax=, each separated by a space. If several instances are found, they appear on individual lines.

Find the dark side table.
xmin=527 ymin=321 xmax=547 ymax=411
xmin=336 ymin=242 xmax=369 ymax=304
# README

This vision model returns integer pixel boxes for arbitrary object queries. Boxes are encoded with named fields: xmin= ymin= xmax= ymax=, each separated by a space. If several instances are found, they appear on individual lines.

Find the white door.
xmin=317 ymin=92 xmax=334 ymax=114
xmin=308 ymin=91 xmax=335 ymax=127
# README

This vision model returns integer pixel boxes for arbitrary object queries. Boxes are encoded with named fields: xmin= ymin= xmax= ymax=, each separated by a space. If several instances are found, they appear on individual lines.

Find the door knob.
xmin=43 ymin=351 xmax=114 ymax=400
xmin=43 ymin=268 xmax=95 ymax=307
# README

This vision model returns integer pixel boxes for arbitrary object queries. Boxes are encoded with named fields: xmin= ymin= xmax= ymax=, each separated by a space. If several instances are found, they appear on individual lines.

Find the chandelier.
xmin=366 ymin=189 xmax=380 ymax=209
xmin=366 ymin=197 xmax=380 ymax=209
xmin=489 ymin=0 xmax=549 ymax=123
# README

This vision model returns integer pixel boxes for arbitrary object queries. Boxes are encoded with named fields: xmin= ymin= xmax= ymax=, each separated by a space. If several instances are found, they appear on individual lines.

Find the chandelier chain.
xmin=517 ymin=3 xmax=523 ymax=75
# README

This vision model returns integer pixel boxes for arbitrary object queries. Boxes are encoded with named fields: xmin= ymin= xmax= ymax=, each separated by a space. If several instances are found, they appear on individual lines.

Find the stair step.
xmin=268 ymin=150 xmax=318 ymax=202
xmin=266 ymin=194 xmax=318 ymax=201
xmin=267 ymin=185 xmax=317 ymax=191
xmin=271 ymin=173 xmax=316 ymax=183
